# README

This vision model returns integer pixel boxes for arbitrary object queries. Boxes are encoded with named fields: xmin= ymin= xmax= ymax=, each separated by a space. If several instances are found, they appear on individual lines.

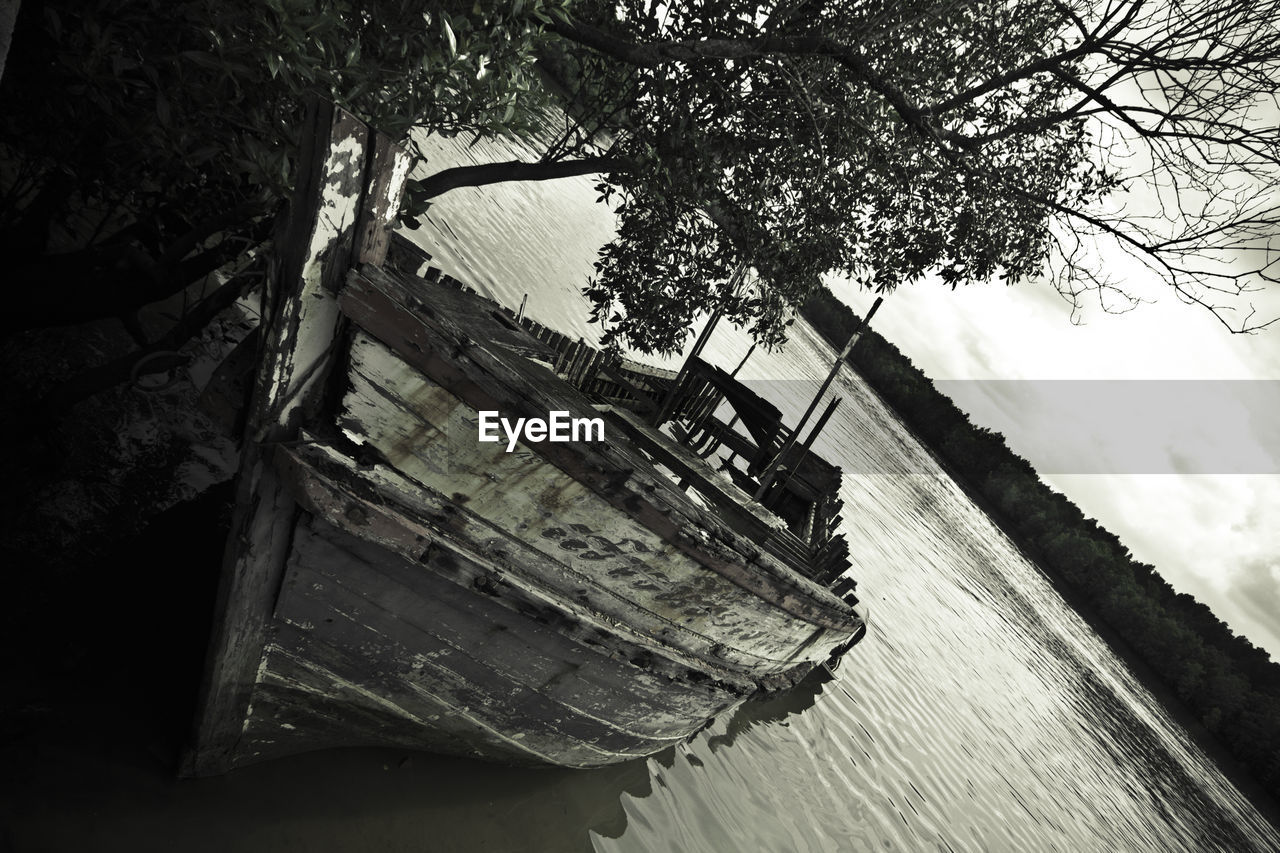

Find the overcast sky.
xmin=839 ymin=274 xmax=1280 ymax=659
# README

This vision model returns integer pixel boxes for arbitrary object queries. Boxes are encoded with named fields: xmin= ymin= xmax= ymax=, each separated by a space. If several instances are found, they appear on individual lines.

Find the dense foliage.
xmin=544 ymin=0 xmax=1108 ymax=352
xmin=0 ymin=0 xmax=563 ymax=335
xmin=801 ymin=287 xmax=1280 ymax=798
xmin=473 ymin=0 xmax=1280 ymax=352
xmin=6 ymin=0 xmax=1280 ymax=356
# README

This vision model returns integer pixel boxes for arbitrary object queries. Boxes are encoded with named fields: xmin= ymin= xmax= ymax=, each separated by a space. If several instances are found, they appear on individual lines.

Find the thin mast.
xmin=754 ymin=296 xmax=882 ymax=499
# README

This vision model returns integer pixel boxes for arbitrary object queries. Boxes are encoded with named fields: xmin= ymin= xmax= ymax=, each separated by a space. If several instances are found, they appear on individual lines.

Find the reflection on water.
xmin=705 ymin=665 xmax=835 ymax=755
xmin=5 ymin=740 xmax=652 ymax=852
xmin=6 ymin=127 xmax=1279 ymax=852
xmin=402 ymin=129 xmax=1280 ymax=852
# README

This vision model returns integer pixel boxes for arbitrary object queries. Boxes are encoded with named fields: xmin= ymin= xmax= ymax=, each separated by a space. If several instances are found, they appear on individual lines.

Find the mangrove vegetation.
xmin=802 ymin=288 xmax=1280 ymax=800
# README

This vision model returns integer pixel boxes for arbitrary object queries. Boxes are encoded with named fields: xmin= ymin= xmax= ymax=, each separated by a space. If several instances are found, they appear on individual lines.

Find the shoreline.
xmin=3 ymin=315 xmax=1278 ymax=849
xmin=844 ymin=362 xmax=1280 ymax=834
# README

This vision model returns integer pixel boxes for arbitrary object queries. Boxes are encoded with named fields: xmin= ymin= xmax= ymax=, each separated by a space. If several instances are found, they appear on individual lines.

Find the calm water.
xmin=401 ymin=130 xmax=1280 ymax=852
xmin=7 ymin=132 xmax=1278 ymax=852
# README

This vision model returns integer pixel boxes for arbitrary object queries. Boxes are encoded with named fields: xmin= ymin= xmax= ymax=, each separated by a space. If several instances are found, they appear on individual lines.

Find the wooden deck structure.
xmin=184 ymin=103 xmax=866 ymax=777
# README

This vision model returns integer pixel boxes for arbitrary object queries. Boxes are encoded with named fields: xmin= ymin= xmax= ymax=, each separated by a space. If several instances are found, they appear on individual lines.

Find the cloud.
xmin=1223 ymin=559 xmax=1280 ymax=658
xmin=928 ymin=381 xmax=1279 ymax=474
xmin=1051 ymin=474 xmax=1280 ymax=659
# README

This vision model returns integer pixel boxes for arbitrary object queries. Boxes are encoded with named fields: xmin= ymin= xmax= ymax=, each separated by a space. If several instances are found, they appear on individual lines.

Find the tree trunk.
xmin=0 ymin=0 xmax=19 ymax=83
xmin=4 ymin=213 xmax=273 ymax=335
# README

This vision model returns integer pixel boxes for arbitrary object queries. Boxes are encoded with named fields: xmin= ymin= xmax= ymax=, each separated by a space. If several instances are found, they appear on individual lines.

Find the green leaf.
xmin=181 ymin=50 xmax=220 ymax=69
xmin=442 ymin=16 xmax=457 ymax=58
xmin=43 ymin=7 xmax=62 ymax=40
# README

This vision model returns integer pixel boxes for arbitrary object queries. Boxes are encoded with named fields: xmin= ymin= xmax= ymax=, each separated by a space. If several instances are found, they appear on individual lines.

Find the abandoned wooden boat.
xmin=185 ymin=104 xmax=867 ymax=776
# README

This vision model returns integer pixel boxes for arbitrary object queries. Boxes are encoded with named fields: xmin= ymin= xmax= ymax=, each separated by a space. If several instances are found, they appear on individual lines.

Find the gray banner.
xmin=924 ymin=380 xmax=1280 ymax=475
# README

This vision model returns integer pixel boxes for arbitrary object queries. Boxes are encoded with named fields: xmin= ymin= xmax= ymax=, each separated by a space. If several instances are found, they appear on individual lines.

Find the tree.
xmin=0 ymin=0 xmax=563 ymax=344
xmin=8 ymin=0 xmax=1280 ymax=360
xmin=411 ymin=0 xmax=1280 ymax=352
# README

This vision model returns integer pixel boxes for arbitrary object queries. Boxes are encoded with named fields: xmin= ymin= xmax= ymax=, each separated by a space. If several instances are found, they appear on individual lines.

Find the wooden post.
xmin=551 ymin=336 xmax=573 ymax=373
xmin=754 ymin=297 xmax=881 ymax=500
xmin=652 ymin=262 xmax=750 ymax=426
xmin=563 ymin=338 xmax=587 ymax=380
xmin=352 ymin=134 xmax=412 ymax=268
xmin=768 ymin=396 xmax=842 ymax=511
xmin=574 ymin=348 xmax=598 ymax=390
xmin=184 ymin=101 xmax=409 ymax=776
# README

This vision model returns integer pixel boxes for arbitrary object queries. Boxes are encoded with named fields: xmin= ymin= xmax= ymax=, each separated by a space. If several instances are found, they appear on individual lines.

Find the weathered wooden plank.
xmin=281 ymin=509 xmax=734 ymax=733
xmin=263 ymin=614 xmax=660 ymax=766
xmin=277 ymin=438 xmax=778 ymax=688
xmin=343 ymin=271 xmax=743 ymax=543
xmin=287 ymin=545 xmax=721 ymax=739
xmin=353 ymin=133 xmax=412 ymax=267
xmin=255 ymin=106 xmax=368 ymax=438
xmin=551 ymin=335 xmax=574 ymax=374
xmin=183 ymin=446 xmax=300 ymax=776
xmin=336 ymin=334 xmax=835 ymax=669
xmin=186 ymin=103 xmax=410 ymax=777
xmin=240 ymin=519 xmax=707 ymax=767
xmin=276 ymin=547 xmax=690 ymax=755
xmin=338 ymin=268 xmax=860 ymax=632
xmin=243 ymin=644 xmax=512 ymax=766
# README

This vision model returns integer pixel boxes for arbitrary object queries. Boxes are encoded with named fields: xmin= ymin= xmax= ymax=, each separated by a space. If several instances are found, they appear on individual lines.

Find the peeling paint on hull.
xmin=214 ymin=269 xmax=865 ymax=772
xmin=188 ymin=104 xmax=866 ymax=776
xmin=240 ymin=517 xmax=741 ymax=767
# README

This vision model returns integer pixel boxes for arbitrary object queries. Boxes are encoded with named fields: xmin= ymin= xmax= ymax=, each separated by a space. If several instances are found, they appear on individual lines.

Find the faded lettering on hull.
xmin=340 ymin=331 xmax=844 ymax=672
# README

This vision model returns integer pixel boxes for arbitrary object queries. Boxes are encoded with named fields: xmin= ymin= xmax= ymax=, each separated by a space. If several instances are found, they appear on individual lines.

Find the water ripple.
xmin=406 ymin=129 xmax=1280 ymax=853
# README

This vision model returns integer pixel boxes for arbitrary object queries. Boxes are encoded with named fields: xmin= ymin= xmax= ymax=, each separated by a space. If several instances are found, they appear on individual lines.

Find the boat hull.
xmin=186 ymin=105 xmax=865 ymax=775
xmin=217 ymin=428 xmax=852 ymax=770
xmin=240 ymin=515 xmax=745 ymax=768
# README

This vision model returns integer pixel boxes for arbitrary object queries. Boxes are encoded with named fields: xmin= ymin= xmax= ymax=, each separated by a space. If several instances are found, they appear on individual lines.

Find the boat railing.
xmin=382 ymin=233 xmax=851 ymax=584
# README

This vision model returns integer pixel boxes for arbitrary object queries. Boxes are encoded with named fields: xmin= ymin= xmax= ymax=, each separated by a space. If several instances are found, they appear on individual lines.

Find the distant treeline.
xmin=800 ymin=288 xmax=1280 ymax=799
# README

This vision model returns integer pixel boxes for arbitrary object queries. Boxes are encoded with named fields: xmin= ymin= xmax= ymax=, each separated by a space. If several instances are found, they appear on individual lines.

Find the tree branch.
xmin=413 ymin=155 xmax=635 ymax=199
xmin=547 ymin=20 xmax=974 ymax=147
xmin=39 ymin=260 xmax=265 ymax=416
